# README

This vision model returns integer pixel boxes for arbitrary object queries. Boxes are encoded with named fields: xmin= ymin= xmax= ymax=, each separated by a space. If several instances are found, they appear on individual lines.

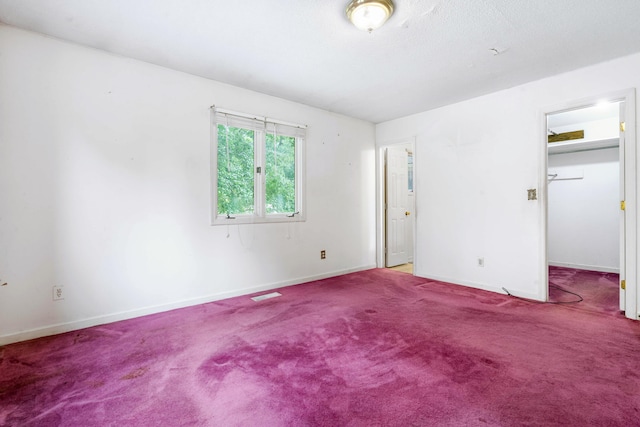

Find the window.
xmin=407 ymin=151 xmax=414 ymax=192
xmin=211 ymin=107 xmax=306 ymax=225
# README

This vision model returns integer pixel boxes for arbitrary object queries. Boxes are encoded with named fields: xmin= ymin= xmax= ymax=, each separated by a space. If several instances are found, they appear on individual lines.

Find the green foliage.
xmin=265 ymin=134 xmax=296 ymax=214
xmin=217 ymin=126 xmax=297 ymax=216
xmin=217 ymin=125 xmax=254 ymax=215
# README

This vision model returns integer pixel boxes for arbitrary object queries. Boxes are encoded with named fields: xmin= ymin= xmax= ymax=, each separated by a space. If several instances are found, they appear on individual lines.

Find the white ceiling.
xmin=1 ymin=0 xmax=640 ymax=123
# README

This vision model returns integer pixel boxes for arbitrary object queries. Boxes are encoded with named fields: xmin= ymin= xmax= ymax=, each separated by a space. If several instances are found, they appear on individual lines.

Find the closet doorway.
xmin=545 ymin=98 xmax=628 ymax=312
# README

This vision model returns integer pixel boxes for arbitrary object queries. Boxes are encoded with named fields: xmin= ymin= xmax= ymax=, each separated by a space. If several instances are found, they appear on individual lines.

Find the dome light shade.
xmin=346 ymin=0 xmax=394 ymax=32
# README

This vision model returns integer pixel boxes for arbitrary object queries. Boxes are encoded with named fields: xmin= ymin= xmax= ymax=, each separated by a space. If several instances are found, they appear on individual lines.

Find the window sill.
xmin=211 ymin=214 xmax=306 ymax=226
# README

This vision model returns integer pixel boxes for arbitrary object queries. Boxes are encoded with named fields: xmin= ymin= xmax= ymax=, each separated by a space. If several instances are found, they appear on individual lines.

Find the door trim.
xmin=540 ymin=88 xmax=637 ymax=319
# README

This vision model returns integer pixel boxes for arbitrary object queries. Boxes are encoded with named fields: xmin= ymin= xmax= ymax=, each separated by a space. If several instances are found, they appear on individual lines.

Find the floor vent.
xmin=251 ymin=292 xmax=282 ymax=302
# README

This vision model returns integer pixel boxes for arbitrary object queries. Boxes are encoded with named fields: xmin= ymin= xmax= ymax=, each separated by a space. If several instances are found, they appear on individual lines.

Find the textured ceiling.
xmin=1 ymin=0 xmax=640 ymax=123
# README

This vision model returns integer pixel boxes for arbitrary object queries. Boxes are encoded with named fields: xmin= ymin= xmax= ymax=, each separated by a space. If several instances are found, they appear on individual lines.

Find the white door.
xmin=386 ymin=147 xmax=409 ymax=267
xmin=619 ymin=101 xmax=627 ymax=311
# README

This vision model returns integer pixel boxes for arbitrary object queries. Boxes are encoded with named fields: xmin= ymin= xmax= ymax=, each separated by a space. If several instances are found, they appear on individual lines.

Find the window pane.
xmin=217 ymin=125 xmax=254 ymax=216
xmin=265 ymin=133 xmax=296 ymax=214
xmin=407 ymin=152 xmax=414 ymax=192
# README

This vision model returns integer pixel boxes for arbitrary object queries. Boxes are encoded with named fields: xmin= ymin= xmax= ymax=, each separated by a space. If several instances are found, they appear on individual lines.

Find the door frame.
xmin=540 ymin=88 xmax=637 ymax=319
xmin=376 ymin=138 xmax=417 ymax=271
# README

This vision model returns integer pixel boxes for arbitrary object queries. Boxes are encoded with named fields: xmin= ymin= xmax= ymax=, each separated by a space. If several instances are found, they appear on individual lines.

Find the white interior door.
xmin=386 ymin=147 xmax=409 ymax=267
xmin=619 ymin=101 xmax=627 ymax=311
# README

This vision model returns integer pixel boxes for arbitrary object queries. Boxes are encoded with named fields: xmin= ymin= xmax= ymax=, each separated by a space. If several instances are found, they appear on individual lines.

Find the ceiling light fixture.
xmin=346 ymin=0 xmax=395 ymax=32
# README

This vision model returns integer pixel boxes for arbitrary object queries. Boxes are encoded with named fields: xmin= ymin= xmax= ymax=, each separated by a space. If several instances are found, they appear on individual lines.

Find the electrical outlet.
xmin=53 ymin=286 xmax=64 ymax=301
xmin=477 ymin=257 xmax=484 ymax=267
xmin=320 ymin=250 xmax=326 ymax=260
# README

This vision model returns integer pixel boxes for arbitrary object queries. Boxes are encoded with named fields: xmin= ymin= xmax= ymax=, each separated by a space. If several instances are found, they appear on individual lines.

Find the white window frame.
xmin=210 ymin=107 xmax=306 ymax=225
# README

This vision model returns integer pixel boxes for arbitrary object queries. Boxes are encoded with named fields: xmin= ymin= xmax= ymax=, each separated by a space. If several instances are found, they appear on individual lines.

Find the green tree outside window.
xmin=217 ymin=125 xmax=255 ymax=216
xmin=265 ymin=133 xmax=296 ymax=214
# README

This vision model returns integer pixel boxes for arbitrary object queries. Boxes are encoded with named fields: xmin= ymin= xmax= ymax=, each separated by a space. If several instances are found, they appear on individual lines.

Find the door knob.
xmin=405 ymin=211 xmax=410 ymax=216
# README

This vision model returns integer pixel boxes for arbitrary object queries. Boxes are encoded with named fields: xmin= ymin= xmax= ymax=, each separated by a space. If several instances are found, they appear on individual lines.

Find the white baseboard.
xmin=415 ymin=272 xmax=543 ymax=301
xmin=548 ymin=261 xmax=619 ymax=274
xmin=0 ymin=264 xmax=376 ymax=346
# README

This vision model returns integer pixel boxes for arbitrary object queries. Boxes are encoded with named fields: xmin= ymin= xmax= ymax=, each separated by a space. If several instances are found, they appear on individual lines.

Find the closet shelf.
xmin=548 ymin=137 xmax=618 ymax=155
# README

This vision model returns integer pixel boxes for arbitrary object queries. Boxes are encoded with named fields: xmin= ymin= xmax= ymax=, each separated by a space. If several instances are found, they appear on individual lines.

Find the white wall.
xmin=0 ymin=25 xmax=377 ymax=344
xmin=408 ymin=192 xmax=415 ymax=262
xmin=548 ymin=147 xmax=619 ymax=272
xmin=377 ymin=52 xmax=640 ymax=303
xmin=551 ymin=117 xmax=619 ymax=142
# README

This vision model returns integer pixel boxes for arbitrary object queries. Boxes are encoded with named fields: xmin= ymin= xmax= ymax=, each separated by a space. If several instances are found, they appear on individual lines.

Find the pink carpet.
xmin=548 ymin=265 xmax=620 ymax=314
xmin=1 ymin=267 xmax=639 ymax=426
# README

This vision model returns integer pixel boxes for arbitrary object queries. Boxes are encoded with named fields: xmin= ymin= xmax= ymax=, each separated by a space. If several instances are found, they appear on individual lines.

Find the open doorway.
xmin=541 ymin=89 xmax=639 ymax=320
xmin=546 ymin=101 xmax=622 ymax=312
xmin=381 ymin=141 xmax=415 ymax=274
